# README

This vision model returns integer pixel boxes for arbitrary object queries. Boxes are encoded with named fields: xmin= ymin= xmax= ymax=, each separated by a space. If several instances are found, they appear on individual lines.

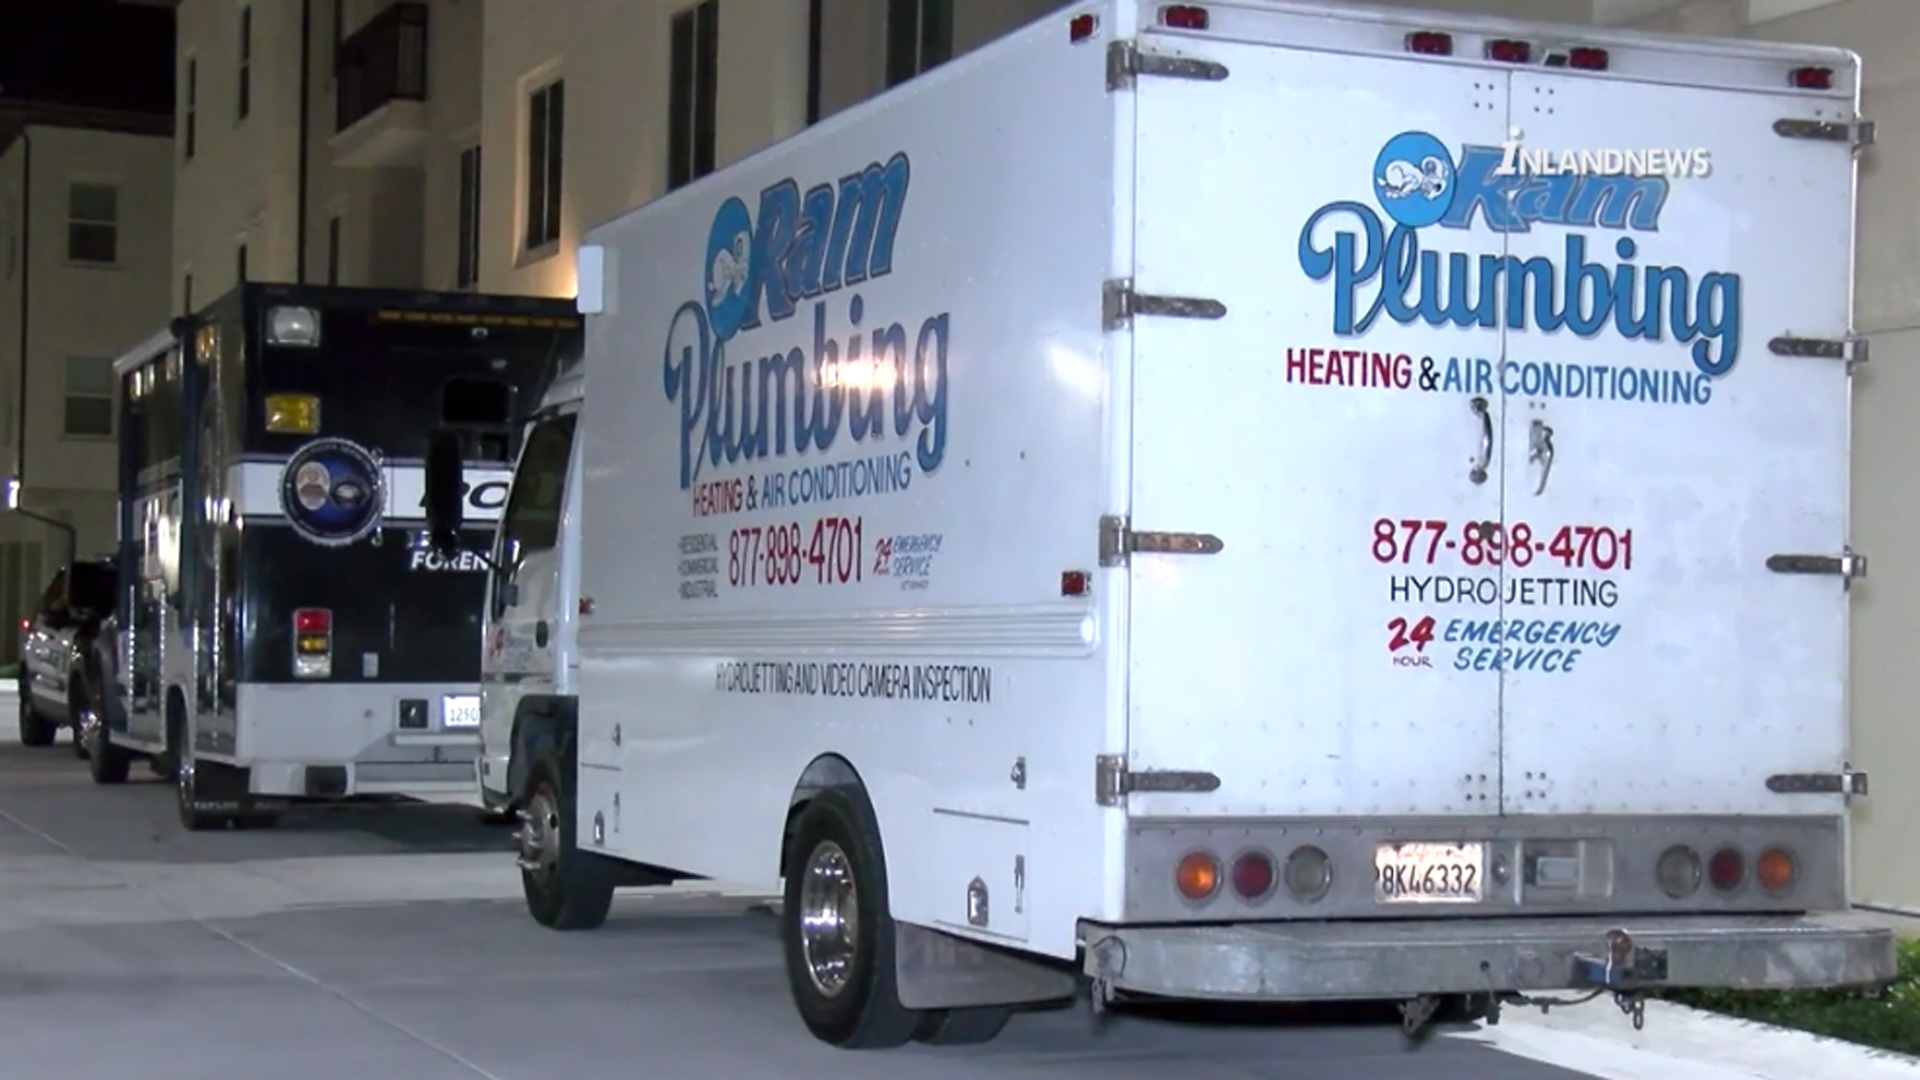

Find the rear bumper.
xmin=1078 ymin=913 xmax=1896 ymax=1001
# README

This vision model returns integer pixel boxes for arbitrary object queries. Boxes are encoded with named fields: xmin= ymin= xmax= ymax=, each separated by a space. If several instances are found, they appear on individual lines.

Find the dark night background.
xmin=0 ymin=0 xmax=175 ymax=142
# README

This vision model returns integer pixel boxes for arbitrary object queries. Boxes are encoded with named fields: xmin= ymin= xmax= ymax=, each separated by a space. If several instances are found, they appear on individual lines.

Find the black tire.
xmin=82 ymin=698 xmax=132 ymax=786
xmin=781 ymin=788 xmax=922 ymax=1049
xmin=17 ymin=691 xmax=57 ymax=748
xmin=914 ymin=1006 xmax=1013 ymax=1046
xmin=519 ymin=751 xmax=615 ymax=930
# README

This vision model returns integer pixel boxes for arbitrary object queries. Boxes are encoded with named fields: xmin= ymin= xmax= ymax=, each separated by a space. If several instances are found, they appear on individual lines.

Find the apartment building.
xmin=0 ymin=103 xmax=174 ymax=663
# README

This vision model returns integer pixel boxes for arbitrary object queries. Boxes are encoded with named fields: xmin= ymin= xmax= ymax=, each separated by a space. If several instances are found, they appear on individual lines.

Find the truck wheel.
xmin=81 ymin=700 xmax=131 ymax=785
xmin=519 ymin=752 xmax=614 ymax=930
xmin=17 ymin=693 xmax=57 ymax=748
xmin=782 ymin=788 xmax=922 ymax=1049
xmin=175 ymin=754 xmax=233 ymax=832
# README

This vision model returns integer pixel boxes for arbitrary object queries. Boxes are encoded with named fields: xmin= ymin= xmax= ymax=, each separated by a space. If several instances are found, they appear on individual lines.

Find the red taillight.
xmin=1568 ymin=46 xmax=1609 ymax=71
xmin=1060 ymin=570 xmax=1088 ymax=596
xmin=1160 ymin=4 xmax=1209 ymax=30
xmin=1707 ymin=847 xmax=1746 ymax=892
xmin=1790 ymin=66 xmax=1834 ymax=90
xmin=18 ymin=618 xmax=27 ymax=631
xmin=1068 ymin=13 xmax=1098 ymax=42
xmin=294 ymin=608 xmax=331 ymax=634
xmin=1405 ymin=30 xmax=1453 ymax=56
xmin=1231 ymin=851 xmax=1276 ymax=900
xmin=1486 ymin=39 xmax=1532 ymax=63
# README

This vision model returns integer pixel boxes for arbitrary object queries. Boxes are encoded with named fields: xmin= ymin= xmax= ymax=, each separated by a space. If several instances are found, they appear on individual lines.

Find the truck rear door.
xmin=1493 ymin=73 xmax=1853 ymax=817
xmin=1121 ymin=31 xmax=1856 ymax=827
xmin=1121 ymin=37 xmax=1513 ymax=820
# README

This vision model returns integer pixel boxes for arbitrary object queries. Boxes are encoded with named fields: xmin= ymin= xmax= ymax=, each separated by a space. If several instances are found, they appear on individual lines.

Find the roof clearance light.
xmin=1568 ymin=46 xmax=1609 ymax=71
xmin=1486 ymin=39 xmax=1532 ymax=63
xmin=1160 ymin=4 xmax=1209 ymax=31
xmin=1405 ymin=31 xmax=1453 ymax=56
xmin=1790 ymin=66 xmax=1834 ymax=90
xmin=267 ymin=305 xmax=321 ymax=348
xmin=1068 ymin=13 xmax=1098 ymax=42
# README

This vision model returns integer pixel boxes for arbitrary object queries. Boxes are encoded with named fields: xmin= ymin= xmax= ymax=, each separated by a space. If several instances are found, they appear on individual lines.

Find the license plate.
xmin=1374 ymin=841 xmax=1485 ymax=904
xmin=442 ymin=694 xmax=481 ymax=729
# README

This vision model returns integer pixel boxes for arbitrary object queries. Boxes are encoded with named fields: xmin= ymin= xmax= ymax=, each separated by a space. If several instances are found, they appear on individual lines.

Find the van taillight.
xmin=293 ymin=607 xmax=332 ymax=679
xmin=1568 ymin=46 xmax=1609 ymax=71
xmin=1405 ymin=31 xmax=1453 ymax=56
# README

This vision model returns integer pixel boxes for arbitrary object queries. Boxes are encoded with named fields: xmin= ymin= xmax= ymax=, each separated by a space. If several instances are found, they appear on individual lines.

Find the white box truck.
xmin=422 ymin=0 xmax=1896 ymax=1051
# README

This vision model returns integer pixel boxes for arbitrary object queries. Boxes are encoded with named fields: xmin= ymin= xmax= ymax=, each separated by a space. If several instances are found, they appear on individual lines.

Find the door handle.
xmin=535 ymin=620 xmax=549 ymax=648
xmin=1468 ymin=396 xmax=1492 ymax=485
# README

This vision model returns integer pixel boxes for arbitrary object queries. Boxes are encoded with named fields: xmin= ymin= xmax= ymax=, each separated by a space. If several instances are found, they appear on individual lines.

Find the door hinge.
xmin=1098 ymin=514 xmax=1225 ymax=568
xmin=1102 ymin=278 xmax=1227 ymax=332
xmin=1767 ymin=765 xmax=1868 ymax=799
xmin=1773 ymin=116 xmax=1875 ymax=151
xmin=1095 ymin=755 xmax=1221 ymax=806
xmin=1766 ymin=547 xmax=1868 ymax=589
xmin=1770 ymin=334 xmax=1869 ymax=370
xmin=1106 ymin=40 xmax=1230 ymax=91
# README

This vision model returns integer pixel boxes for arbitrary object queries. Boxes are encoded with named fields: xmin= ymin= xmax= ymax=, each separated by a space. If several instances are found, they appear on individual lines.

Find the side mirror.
xmin=423 ymin=428 xmax=466 ymax=556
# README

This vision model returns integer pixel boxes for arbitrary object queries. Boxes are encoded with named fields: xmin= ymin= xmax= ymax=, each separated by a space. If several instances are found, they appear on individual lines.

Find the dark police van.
xmin=90 ymin=283 xmax=578 ymax=830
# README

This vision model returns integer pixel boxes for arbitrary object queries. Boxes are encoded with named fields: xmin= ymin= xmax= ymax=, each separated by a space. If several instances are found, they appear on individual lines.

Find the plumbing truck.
xmin=422 ymin=0 xmax=1896 ymax=1051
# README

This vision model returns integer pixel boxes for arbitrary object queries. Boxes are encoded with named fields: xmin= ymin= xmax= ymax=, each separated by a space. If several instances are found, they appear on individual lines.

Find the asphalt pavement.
xmin=0 ymin=690 xmax=1912 ymax=1080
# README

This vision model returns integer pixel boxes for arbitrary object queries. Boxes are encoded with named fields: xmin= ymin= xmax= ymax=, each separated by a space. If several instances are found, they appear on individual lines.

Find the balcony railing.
xmin=336 ymin=2 xmax=428 ymax=134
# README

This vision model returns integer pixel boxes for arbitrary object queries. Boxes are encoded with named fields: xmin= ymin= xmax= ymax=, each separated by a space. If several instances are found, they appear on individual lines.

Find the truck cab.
xmin=467 ymin=360 xmax=585 ymax=817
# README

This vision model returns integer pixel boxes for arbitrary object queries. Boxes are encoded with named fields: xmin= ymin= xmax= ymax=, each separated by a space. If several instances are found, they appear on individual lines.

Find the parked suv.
xmin=17 ymin=558 xmax=117 ymax=754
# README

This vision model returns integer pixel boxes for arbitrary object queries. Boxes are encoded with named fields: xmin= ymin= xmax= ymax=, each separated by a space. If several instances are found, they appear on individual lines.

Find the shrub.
xmin=1664 ymin=937 xmax=1920 ymax=1057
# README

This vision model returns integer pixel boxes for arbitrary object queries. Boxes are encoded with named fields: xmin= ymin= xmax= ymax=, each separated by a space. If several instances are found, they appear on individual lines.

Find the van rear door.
xmin=1491 ymin=73 xmax=1855 ymax=819
xmin=1120 ymin=37 xmax=1512 ymax=822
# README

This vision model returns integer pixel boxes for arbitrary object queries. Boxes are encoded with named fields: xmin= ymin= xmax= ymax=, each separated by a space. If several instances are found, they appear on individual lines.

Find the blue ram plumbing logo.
xmin=1297 ymin=129 xmax=1744 ymax=382
xmin=662 ymin=151 xmax=952 ymax=499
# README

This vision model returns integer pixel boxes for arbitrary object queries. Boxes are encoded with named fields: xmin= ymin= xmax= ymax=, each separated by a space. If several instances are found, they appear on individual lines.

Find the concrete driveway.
xmin=0 ymin=691 xmax=1905 ymax=1080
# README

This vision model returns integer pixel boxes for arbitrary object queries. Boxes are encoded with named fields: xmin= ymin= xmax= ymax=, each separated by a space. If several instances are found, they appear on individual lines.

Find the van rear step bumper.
xmin=1078 ymin=913 xmax=1896 ymax=1000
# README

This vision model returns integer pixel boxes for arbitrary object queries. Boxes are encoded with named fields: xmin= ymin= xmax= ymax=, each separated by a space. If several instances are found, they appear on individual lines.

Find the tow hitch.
xmin=1569 ymin=927 xmax=1668 ymax=1030
xmin=1401 ymin=928 xmax=1670 ymax=1039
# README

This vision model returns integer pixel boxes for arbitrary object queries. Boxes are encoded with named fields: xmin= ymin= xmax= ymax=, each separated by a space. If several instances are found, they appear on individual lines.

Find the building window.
xmin=457 ymin=145 xmax=482 ymax=288
xmin=184 ymin=58 xmax=198 ymax=159
xmin=238 ymin=6 xmax=253 ymax=120
xmin=326 ymin=216 xmax=341 ymax=285
xmin=66 ymin=183 xmax=118 ymax=265
xmin=885 ymin=0 xmax=952 ymax=88
xmin=524 ymin=80 xmax=565 ymax=251
xmin=668 ymin=1 xmax=719 ymax=191
xmin=236 ymin=244 xmax=248 ymax=284
xmin=63 ymin=357 xmax=115 ymax=438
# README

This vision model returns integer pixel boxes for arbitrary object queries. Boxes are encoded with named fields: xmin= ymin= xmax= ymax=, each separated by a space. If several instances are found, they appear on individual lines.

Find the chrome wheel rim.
xmin=177 ymin=755 xmax=194 ymax=802
xmin=518 ymin=786 xmax=561 ymax=877
xmin=797 ymin=840 xmax=860 ymax=998
xmin=79 ymin=706 xmax=101 ymax=754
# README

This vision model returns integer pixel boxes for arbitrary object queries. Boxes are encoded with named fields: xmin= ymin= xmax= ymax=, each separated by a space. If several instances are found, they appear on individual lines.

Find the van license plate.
xmin=1374 ymin=841 xmax=1485 ymax=903
xmin=442 ymin=694 xmax=481 ymax=729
